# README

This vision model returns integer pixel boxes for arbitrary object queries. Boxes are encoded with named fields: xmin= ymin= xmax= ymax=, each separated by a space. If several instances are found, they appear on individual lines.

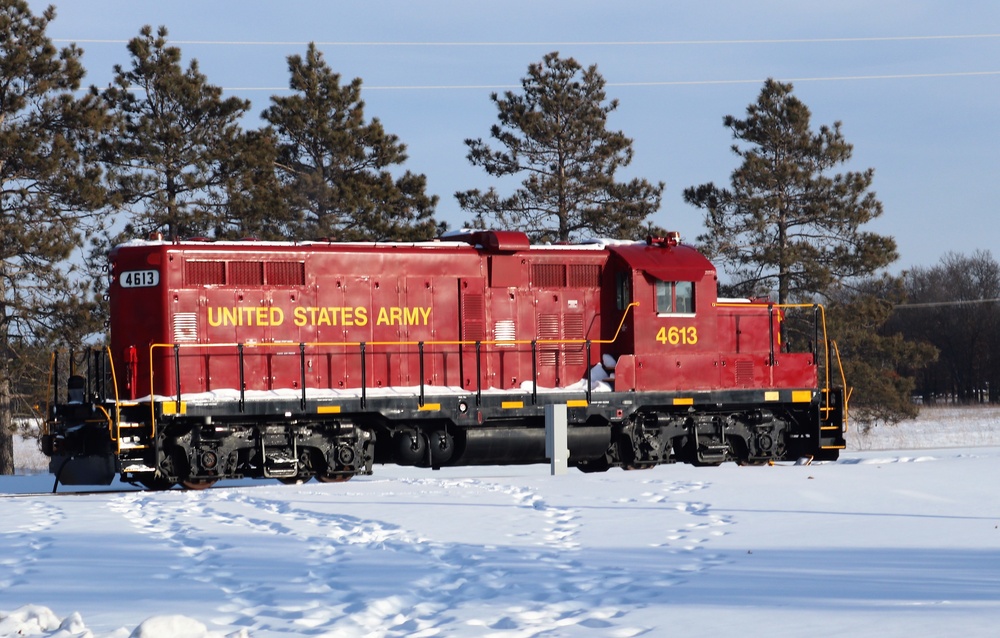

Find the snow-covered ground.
xmin=3 ymin=406 xmax=1000 ymax=637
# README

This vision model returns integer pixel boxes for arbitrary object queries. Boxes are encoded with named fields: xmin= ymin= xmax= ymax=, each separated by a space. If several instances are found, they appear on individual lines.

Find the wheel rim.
xmin=181 ymin=479 xmax=218 ymax=490
xmin=139 ymin=476 xmax=176 ymax=491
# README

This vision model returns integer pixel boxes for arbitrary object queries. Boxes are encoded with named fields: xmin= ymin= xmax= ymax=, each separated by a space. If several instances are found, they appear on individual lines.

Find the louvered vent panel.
xmin=173 ymin=312 xmax=198 ymax=343
xmin=229 ymin=261 xmax=264 ymax=286
xmin=537 ymin=313 xmax=561 ymax=366
xmin=462 ymin=293 xmax=485 ymax=342
xmin=266 ymin=261 xmax=305 ymax=286
xmin=735 ymin=359 xmax=755 ymax=386
xmin=532 ymin=263 xmax=567 ymax=288
xmin=568 ymin=264 xmax=601 ymax=288
xmin=494 ymin=319 xmax=516 ymax=345
xmin=185 ymin=261 xmax=225 ymax=286
xmin=563 ymin=314 xmax=585 ymax=365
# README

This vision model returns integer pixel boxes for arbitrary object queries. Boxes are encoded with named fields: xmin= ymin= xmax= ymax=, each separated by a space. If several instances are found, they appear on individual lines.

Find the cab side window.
xmin=616 ymin=271 xmax=631 ymax=310
xmin=676 ymin=281 xmax=694 ymax=313
xmin=655 ymin=279 xmax=695 ymax=314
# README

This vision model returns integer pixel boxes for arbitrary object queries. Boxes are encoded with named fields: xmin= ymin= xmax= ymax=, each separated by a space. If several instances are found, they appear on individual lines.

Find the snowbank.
xmin=4 ymin=406 xmax=1000 ymax=637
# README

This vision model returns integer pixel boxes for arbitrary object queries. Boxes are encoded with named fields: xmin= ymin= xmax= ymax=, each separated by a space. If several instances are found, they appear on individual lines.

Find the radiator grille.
xmin=184 ymin=261 xmax=225 ymax=286
xmin=229 ymin=261 xmax=264 ymax=286
xmin=532 ymin=263 xmax=566 ymax=288
xmin=568 ymin=264 xmax=601 ymax=288
xmin=266 ymin=261 xmax=305 ymax=286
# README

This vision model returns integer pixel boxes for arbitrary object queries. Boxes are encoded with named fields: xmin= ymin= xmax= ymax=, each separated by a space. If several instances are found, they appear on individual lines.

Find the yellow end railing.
xmin=714 ymin=301 xmax=850 ymax=433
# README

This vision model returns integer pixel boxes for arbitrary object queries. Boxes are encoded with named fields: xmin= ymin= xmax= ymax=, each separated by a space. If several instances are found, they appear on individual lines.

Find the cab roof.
xmin=608 ymin=237 xmax=716 ymax=282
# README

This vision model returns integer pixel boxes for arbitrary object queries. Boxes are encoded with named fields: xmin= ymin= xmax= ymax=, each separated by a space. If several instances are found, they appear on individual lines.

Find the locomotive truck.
xmin=41 ymin=230 xmax=847 ymax=489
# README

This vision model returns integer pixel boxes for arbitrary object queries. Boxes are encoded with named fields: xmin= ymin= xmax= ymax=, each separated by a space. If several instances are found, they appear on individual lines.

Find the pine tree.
xmin=0 ymin=0 xmax=111 ymax=473
xmin=100 ymin=25 xmax=251 ymax=240
xmin=456 ymin=52 xmax=664 ymax=242
xmin=684 ymin=78 xmax=896 ymax=304
xmin=684 ymin=79 xmax=926 ymax=428
xmin=212 ymin=128 xmax=295 ymax=240
xmin=261 ymin=43 xmax=439 ymax=241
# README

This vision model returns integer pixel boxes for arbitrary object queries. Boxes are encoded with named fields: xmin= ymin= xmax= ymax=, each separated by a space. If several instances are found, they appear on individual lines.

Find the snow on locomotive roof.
xmin=115 ymin=235 xmax=646 ymax=251
xmin=115 ymin=237 xmax=475 ymax=250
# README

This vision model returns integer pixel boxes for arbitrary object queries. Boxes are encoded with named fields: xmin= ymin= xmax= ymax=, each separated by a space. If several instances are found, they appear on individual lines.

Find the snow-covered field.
xmin=3 ymin=406 xmax=1000 ymax=638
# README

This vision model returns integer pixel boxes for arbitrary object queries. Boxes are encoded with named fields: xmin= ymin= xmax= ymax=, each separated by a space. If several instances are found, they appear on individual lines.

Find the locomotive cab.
xmin=601 ymin=234 xmax=719 ymax=393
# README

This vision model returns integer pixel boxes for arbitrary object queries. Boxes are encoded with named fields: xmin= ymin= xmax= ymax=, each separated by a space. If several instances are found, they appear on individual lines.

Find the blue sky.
xmin=32 ymin=0 xmax=1000 ymax=272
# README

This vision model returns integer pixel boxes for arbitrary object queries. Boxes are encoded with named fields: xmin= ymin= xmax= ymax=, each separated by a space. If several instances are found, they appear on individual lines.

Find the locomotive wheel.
xmin=624 ymin=463 xmax=656 ymax=471
xmin=317 ymin=473 xmax=353 ymax=483
xmin=181 ymin=479 xmax=218 ymax=490
xmin=691 ymin=459 xmax=723 ymax=467
xmin=576 ymin=458 xmax=611 ymax=473
xmin=139 ymin=475 xmax=176 ymax=491
xmin=277 ymin=476 xmax=311 ymax=485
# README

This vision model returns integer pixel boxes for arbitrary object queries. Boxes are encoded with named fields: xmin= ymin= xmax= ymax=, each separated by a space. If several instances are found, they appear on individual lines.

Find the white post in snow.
xmin=545 ymin=403 xmax=568 ymax=476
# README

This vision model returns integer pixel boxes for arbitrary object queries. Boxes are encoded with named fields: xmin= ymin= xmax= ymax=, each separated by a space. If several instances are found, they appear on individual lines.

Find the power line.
xmin=52 ymin=34 xmax=1000 ymax=47
xmin=894 ymin=298 xmax=1000 ymax=309
xmin=213 ymin=70 xmax=1000 ymax=92
xmin=609 ymin=70 xmax=1000 ymax=87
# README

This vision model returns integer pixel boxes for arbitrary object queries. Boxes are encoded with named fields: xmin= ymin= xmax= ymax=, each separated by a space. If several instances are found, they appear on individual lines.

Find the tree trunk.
xmin=777 ymin=215 xmax=789 ymax=305
xmin=0 ymin=434 xmax=13 ymax=475
xmin=0 ymin=278 xmax=13 ymax=474
xmin=0 ymin=367 xmax=14 ymax=475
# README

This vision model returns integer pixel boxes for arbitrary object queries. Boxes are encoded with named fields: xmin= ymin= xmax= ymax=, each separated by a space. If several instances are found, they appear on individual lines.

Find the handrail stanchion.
xmin=299 ymin=342 xmax=307 ymax=410
xmin=531 ymin=340 xmax=538 ymax=405
xmin=86 ymin=349 xmax=92 ymax=398
xmin=360 ymin=342 xmax=367 ymax=409
xmin=53 ymin=350 xmax=60 ymax=408
xmin=102 ymin=348 xmax=109 ymax=403
xmin=418 ymin=341 xmax=425 ymax=407
xmin=813 ymin=304 xmax=820 ymax=363
xmin=95 ymin=349 xmax=105 ymax=402
xmin=586 ymin=340 xmax=592 ymax=405
xmin=173 ymin=344 xmax=182 ymax=414
xmin=238 ymin=343 xmax=245 ymax=413
xmin=475 ymin=341 xmax=482 ymax=407
xmin=767 ymin=304 xmax=775 ymax=367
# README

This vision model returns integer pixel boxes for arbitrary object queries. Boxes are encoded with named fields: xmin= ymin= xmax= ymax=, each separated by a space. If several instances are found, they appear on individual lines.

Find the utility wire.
xmin=52 ymin=34 xmax=1000 ymax=47
xmin=59 ymin=32 xmax=1000 ymax=92
xmin=894 ymin=298 xmax=1000 ymax=309
xmin=213 ymin=70 xmax=1000 ymax=92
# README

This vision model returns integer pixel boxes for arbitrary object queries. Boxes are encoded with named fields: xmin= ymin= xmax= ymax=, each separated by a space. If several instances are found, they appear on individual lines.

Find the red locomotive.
xmin=42 ymin=230 xmax=847 ymax=489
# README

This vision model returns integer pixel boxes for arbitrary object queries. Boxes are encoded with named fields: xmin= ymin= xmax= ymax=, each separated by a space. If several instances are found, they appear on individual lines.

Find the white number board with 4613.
xmin=120 ymin=269 xmax=160 ymax=288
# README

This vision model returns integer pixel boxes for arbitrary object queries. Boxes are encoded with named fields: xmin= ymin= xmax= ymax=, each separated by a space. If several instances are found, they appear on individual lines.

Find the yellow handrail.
xmin=104 ymin=346 xmax=123 ymax=450
xmin=144 ymin=302 xmax=641 ymax=435
xmin=830 ymin=339 xmax=849 ymax=433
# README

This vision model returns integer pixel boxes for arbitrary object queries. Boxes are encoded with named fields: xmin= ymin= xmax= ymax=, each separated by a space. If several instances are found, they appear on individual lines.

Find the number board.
xmin=120 ymin=269 xmax=160 ymax=288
